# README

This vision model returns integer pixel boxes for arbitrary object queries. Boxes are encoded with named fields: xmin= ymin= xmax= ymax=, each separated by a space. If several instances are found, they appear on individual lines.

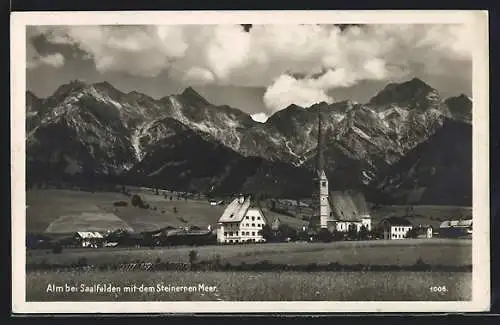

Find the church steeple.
xmin=316 ymin=107 xmax=330 ymax=229
xmin=317 ymin=108 xmax=325 ymax=173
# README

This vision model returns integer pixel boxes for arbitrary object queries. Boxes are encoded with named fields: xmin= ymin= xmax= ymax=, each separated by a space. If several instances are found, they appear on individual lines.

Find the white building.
xmin=378 ymin=217 xmax=413 ymax=240
xmin=216 ymin=195 xmax=268 ymax=244
xmin=390 ymin=225 xmax=413 ymax=240
xmin=74 ymin=231 xmax=104 ymax=248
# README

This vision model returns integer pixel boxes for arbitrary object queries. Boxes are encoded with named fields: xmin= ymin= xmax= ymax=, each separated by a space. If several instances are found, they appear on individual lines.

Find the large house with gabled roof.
xmin=216 ymin=195 xmax=268 ymax=244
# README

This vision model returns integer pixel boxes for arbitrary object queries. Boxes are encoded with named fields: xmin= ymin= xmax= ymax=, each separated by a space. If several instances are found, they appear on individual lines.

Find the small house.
xmin=74 ymin=231 xmax=104 ymax=248
xmin=413 ymin=225 xmax=434 ymax=239
xmin=439 ymin=219 xmax=472 ymax=238
xmin=271 ymin=217 xmax=281 ymax=231
xmin=378 ymin=216 xmax=413 ymax=240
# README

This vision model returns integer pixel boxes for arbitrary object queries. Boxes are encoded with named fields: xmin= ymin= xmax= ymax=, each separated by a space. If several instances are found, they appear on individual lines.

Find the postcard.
xmin=11 ymin=10 xmax=490 ymax=314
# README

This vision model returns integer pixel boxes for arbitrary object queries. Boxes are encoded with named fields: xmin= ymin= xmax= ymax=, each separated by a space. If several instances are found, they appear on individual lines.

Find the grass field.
xmin=27 ymin=239 xmax=472 ymax=267
xmin=26 ymin=189 xmax=308 ymax=233
xmin=26 ymin=270 xmax=472 ymax=301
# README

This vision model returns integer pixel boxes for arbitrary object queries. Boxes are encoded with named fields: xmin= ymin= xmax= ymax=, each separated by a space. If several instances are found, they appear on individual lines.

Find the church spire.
xmin=317 ymin=107 xmax=325 ymax=173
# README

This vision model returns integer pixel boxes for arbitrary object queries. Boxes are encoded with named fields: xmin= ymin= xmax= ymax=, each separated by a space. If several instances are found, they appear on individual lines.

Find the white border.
xmin=11 ymin=10 xmax=490 ymax=314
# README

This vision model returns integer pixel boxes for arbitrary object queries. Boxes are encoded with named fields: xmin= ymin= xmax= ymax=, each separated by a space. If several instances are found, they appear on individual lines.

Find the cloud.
xmin=26 ymin=36 xmax=65 ymax=69
xmin=30 ymin=24 xmax=472 ymax=112
xmin=251 ymin=112 xmax=269 ymax=123
xmin=263 ymin=74 xmax=334 ymax=111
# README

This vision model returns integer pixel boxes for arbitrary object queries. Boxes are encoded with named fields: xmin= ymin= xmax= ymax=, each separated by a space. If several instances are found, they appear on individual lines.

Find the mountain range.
xmin=26 ymin=77 xmax=473 ymax=205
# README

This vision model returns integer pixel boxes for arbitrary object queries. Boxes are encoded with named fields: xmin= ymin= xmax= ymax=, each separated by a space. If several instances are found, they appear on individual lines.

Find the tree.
xmin=259 ymin=225 xmax=274 ymax=242
xmin=358 ymin=225 xmax=369 ymax=240
xmin=189 ymin=250 xmax=198 ymax=264
xmin=318 ymin=228 xmax=333 ymax=242
xmin=297 ymin=230 xmax=309 ymax=241
xmin=277 ymin=224 xmax=298 ymax=241
xmin=131 ymin=194 xmax=146 ymax=208
xmin=347 ymin=224 xmax=358 ymax=240
xmin=406 ymin=228 xmax=418 ymax=239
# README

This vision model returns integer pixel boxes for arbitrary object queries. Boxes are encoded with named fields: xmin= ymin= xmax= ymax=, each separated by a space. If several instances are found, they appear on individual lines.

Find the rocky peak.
xmin=180 ymin=87 xmax=210 ymax=106
xmin=445 ymin=94 xmax=472 ymax=123
xmin=368 ymin=77 xmax=442 ymax=110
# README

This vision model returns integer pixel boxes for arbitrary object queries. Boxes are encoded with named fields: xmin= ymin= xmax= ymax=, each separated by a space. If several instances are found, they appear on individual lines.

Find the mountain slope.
xmin=26 ymin=77 xmax=472 ymax=205
xmin=375 ymin=119 xmax=472 ymax=206
xmin=445 ymin=94 xmax=472 ymax=123
xmin=125 ymin=118 xmax=314 ymax=197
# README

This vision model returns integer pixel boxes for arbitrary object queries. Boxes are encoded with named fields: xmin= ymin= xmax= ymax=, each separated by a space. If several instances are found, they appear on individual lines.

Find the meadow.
xmin=25 ymin=188 xmax=473 ymax=302
xmin=27 ymin=239 xmax=472 ymax=267
xmin=26 ymin=270 xmax=472 ymax=301
xmin=26 ymin=188 xmax=308 ymax=233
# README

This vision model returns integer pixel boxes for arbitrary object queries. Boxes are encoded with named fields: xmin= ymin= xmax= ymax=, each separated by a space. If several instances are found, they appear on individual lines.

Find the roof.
xmin=380 ymin=216 xmax=413 ymax=226
xmin=76 ymin=231 xmax=103 ymax=239
xmin=329 ymin=190 xmax=370 ymax=222
xmin=458 ymin=219 xmax=473 ymax=227
xmin=218 ymin=196 xmax=251 ymax=223
xmin=440 ymin=219 xmax=472 ymax=228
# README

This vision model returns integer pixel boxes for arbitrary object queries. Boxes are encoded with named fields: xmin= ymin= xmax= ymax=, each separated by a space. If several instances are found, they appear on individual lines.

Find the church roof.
xmin=328 ymin=190 xmax=370 ymax=222
xmin=380 ymin=216 xmax=413 ymax=226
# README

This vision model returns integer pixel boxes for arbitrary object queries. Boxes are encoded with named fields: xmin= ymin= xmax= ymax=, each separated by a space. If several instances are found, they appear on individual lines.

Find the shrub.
xmin=131 ymin=194 xmax=146 ymax=208
xmin=259 ymin=225 xmax=274 ymax=242
xmin=77 ymin=257 xmax=88 ymax=266
xmin=318 ymin=228 xmax=333 ymax=243
xmin=52 ymin=244 xmax=63 ymax=254
xmin=189 ymin=250 xmax=198 ymax=265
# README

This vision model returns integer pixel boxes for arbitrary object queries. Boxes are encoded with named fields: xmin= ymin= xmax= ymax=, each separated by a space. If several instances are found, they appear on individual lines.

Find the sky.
xmin=26 ymin=24 xmax=472 ymax=122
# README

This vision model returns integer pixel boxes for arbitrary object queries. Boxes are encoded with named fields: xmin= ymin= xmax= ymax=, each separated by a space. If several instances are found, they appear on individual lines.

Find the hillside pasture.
xmin=26 ymin=270 xmax=472 ymax=301
xmin=369 ymin=205 xmax=473 ymax=229
xmin=26 ymin=189 xmax=308 ymax=234
xmin=26 ymin=190 xmax=130 ymax=233
xmin=26 ymin=239 xmax=472 ymax=267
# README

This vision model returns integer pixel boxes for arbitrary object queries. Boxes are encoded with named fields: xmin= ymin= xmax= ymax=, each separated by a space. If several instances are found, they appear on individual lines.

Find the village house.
xmin=216 ymin=195 xmax=268 ymax=244
xmin=413 ymin=224 xmax=434 ymax=239
xmin=439 ymin=219 xmax=472 ymax=238
xmin=74 ymin=231 xmax=104 ymax=248
xmin=378 ymin=217 xmax=413 ymax=240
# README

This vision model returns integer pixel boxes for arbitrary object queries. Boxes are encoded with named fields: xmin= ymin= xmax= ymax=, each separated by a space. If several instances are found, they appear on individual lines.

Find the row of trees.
xmin=258 ymin=224 xmax=372 ymax=243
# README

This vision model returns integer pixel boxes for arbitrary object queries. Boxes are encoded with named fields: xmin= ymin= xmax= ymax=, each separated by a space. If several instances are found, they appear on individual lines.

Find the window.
xmin=322 ymin=181 xmax=326 ymax=187
xmin=252 ymin=223 xmax=255 ymax=227
xmin=229 ymin=232 xmax=233 ymax=236
xmin=229 ymin=213 xmax=234 ymax=218
xmin=252 ymin=217 xmax=255 ymax=221
xmin=257 ymin=217 xmax=261 ymax=220
xmin=246 ymin=216 xmax=249 ymax=219
xmin=224 ymin=232 xmax=228 ymax=236
xmin=252 ymin=232 xmax=255 ymax=236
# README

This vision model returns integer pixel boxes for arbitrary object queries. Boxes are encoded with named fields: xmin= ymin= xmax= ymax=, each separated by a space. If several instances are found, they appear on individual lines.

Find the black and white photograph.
xmin=11 ymin=10 xmax=490 ymax=313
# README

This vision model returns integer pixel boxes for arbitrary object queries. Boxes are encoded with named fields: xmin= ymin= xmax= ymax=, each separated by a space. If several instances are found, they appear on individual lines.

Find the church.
xmin=309 ymin=109 xmax=372 ymax=233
